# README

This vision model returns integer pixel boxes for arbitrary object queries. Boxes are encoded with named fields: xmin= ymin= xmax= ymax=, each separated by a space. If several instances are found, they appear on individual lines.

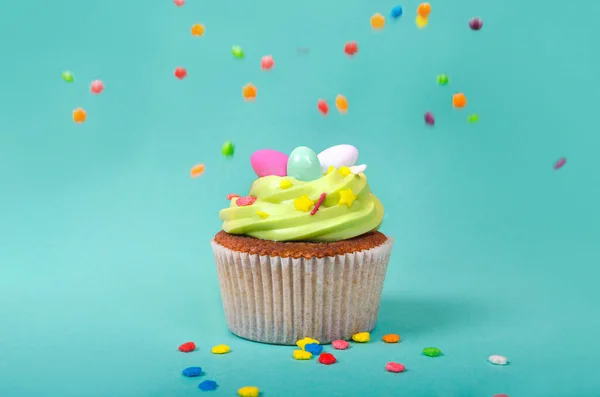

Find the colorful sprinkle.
xmin=294 ymin=195 xmax=315 ymax=212
xmin=437 ymin=74 xmax=449 ymax=85
xmin=198 ymin=380 xmax=218 ymax=391
xmin=310 ymin=193 xmax=327 ymax=216
xmin=227 ymin=193 xmax=240 ymax=200
xmin=190 ymin=163 xmax=205 ymax=178
xmin=382 ymin=334 xmax=400 ymax=343
xmin=344 ymin=41 xmax=358 ymax=56
xmin=280 ymin=179 xmax=292 ymax=189
xmin=62 ymin=71 xmax=74 ymax=82
xmin=352 ymin=332 xmax=370 ymax=343
xmin=182 ymin=367 xmax=203 ymax=377
xmin=296 ymin=337 xmax=320 ymax=350
xmin=222 ymin=140 xmax=235 ymax=157
xmin=452 ymin=93 xmax=467 ymax=108
xmin=191 ymin=24 xmax=205 ymax=36
xmin=424 ymin=112 xmax=435 ymax=126
xmin=332 ymin=340 xmax=350 ymax=350
xmin=90 ymin=80 xmax=104 ymax=94
xmin=261 ymin=55 xmax=274 ymax=70
xmin=335 ymin=95 xmax=348 ymax=113
xmin=293 ymin=350 xmax=312 ymax=360
xmin=256 ymin=211 xmax=269 ymax=219
xmin=174 ymin=0 xmax=184 ymax=6
xmin=174 ymin=67 xmax=187 ymax=80
xmin=338 ymin=166 xmax=352 ymax=177
xmin=237 ymin=386 xmax=259 ymax=397
xmin=72 ymin=107 xmax=86 ymax=123
xmin=318 ymin=353 xmax=337 ymax=365
xmin=488 ymin=355 xmax=508 ymax=365
xmin=242 ymin=83 xmax=257 ymax=100
xmin=416 ymin=15 xmax=428 ymax=28
xmin=305 ymin=343 xmax=323 ymax=355
xmin=467 ymin=114 xmax=479 ymax=123
xmin=554 ymin=157 xmax=566 ymax=170
xmin=423 ymin=347 xmax=442 ymax=357
xmin=317 ymin=99 xmax=329 ymax=115
xmin=178 ymin=341 xmax=196 ymax=352
xmin=469 ymin=17 xmax=483 ymax=31
xmin=338 ymin=189 xmax=356 ymax=208
xmin=326 ymin=165 xmax=335 ymax=175
xmin=493 ymin=395 xmax=510 ymax=397
xmin=236 ymin=196 xmax=257 ymax=206
xmin=211 ymin=344 xmax=231 ymax=354
xmin=391 ymin=5 xmax=403 ymax=19
xmin=350 ymin=164 xmax=367 ymax=174
xmin=370 ymin=13 xmax=385 ymax=29
xmin=232 ymin=46 xmax=244 ymax=59
xmin=417 ymin=3 xmax=431 ymax=18
xmin=385 ymin=362 xmax=406 ymax=373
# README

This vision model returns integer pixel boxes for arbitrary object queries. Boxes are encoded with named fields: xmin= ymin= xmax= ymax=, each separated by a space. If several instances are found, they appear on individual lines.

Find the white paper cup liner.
xmin=210 ymin=237 xmax=394 ymax=345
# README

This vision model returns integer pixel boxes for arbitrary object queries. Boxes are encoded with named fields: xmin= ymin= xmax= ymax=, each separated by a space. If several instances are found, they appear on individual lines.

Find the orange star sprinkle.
xmin=417 ymin=3 xmax=431 ymax=18
xmin=452 ymin=93 xmax=467 ymax=108
xmin=190 ymin=163 xmax=205 ymax=178
xmin=191 ymin=24 xmax=205 ymax=36
xmin=370 ymin=13 xmax=385 ymax=29
xmin=72 ymin=108 xmax=86 ymax=123
xmin=242 ymin=83 xmax=257 ymax=101
xmin=335 ymin=95 xmax=348 ymax=113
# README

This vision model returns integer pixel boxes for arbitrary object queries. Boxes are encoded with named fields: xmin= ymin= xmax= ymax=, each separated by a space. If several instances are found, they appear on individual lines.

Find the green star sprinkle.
xmin=467 ymin=114 xmax=479 ymax=123
xmin=231 ymin=46 xmax=244 ymax=59
xmin=436 ymin=74 xmax=449 ymax=85
xmin=62 ymin=71 xmax=74 ymax=82
xmin=222 ymin=141 xmax=235 ymax=157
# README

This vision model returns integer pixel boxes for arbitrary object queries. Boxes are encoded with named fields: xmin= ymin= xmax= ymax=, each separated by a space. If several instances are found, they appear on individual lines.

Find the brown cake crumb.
xmin=213 ymin=230 xmax=388 ymax=259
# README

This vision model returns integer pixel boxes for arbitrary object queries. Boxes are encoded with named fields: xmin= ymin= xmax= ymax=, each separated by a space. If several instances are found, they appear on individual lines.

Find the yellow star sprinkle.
xmin=280 ymin=179 xmax=292 ymax=189
xmin=296 ymin=337 xmax=320 ymax=350
xmin=256 ymin=211 xmax=269 ymax=219
xmin=294 ymin=195 xmax=314 ymax=212
xmin=326 ymin=165 xmax=335 ymax=175
xmin=338 ymin=188 xmax=356 ymax=208
xmin=338 ymin=166 xmax=351 ymax=177
xmin=293 ymin=350 xmax=312 ymax=360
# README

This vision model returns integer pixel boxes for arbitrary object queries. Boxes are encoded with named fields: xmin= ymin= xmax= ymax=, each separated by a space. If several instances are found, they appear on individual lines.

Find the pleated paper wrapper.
xmin=211 ymin=237 xmax=393 ymax=345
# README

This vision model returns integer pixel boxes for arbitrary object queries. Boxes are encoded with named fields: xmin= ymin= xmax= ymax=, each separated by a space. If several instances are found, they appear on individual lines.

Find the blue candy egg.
xmin=305 ymin=343 xmax=323 ymax=355
xmin=287 ymin=146 xmax=323 ymax=181
xmin=182 ymin=367 xmax=203 ymax=377
xmin=391 ymin=5 xmax=403 ymax=18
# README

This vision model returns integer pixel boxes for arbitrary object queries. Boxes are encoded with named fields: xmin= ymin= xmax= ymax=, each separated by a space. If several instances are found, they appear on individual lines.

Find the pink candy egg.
xmin=174 ymin=0 xmax=185 ymax=6
xmin=90 ymin=80 xmax=104 ymax=94
xmin=250 ymin=149 xmax=288 ymax=177
xmin=261 ymin=55 xmax=274 ymax=70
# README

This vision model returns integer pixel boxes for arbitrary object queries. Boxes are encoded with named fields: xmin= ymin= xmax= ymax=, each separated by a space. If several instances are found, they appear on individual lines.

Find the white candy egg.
xmin=488 ymin=355 xmax=508 ymax=365
xmin=317 ymin=144 xmax=359 ymax=173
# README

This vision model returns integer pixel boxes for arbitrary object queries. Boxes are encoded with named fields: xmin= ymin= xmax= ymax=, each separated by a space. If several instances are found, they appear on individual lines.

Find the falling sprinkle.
xmin=554 ymin=157 xmax=566 ymax=170
xmin=335 ymin=95 xmax=348 ymax=113
xmin=190 ymin=163 xmax=205 ymax=178
xmin=311 ymin=193 xmax=327 ymax=215
xmin=191 ymin=24 xmax=205 ymax=36
xmin=469 ymin=17 xmax=483 ymax=31
xmin=62 ymin=71 xmax=74 ymax=82
xmin=232 ymin=46 xmax=244 ymax=59
xmin=72 ymin=108 xmax=86 ymax=123
xmin=416 ymin=15 xmax=428 ymax=28
xmin=424 ymin=112 xmax=435 ymax=126
xmin=467 ymin=114 xmax=479 ymax=123
xmin=436 ymin=74 xmax=449 ymax=85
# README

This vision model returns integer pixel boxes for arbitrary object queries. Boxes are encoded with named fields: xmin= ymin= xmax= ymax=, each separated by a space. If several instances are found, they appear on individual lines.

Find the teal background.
xmin=1 ymin=0 xmax=599 ymax=396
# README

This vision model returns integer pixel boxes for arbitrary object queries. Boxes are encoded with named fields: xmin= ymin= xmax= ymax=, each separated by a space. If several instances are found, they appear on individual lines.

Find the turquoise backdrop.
xmin=1 ymin=0 xmax=599 ymax=396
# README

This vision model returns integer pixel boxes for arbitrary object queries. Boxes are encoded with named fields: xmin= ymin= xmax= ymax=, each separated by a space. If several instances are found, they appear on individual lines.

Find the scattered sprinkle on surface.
xmin=351 ymin=332 xmax=370 ymax=343
xmin=423 ymin=347 xmax=442 ymax=357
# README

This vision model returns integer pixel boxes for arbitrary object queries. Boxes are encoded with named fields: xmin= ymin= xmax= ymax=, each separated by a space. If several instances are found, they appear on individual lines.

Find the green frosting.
xmin=219 ymin=169 xmax=384 ymax=242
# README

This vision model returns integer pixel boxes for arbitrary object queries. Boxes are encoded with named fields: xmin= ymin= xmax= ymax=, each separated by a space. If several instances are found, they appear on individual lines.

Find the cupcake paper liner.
xmin=210 ymin=237 xmax=394 ymax=345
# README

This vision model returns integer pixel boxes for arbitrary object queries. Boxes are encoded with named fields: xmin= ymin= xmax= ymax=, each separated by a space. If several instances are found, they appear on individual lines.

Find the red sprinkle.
xmin=318 ymin=353 xmax=337 ymax=365
xmin=317 ymin=100 xmax=329 ymax=115
xmin=174 ymin=67 xmax=187 ymax=80
xmin=226 ymin=193 xmax=240 ymax=200
xmin=344 ymin=41 xmax=358 ymax=56
xmin=385 ymin=362 xmax=406 ymax=373
xmin=178 ymin=342 xmax=196 ymax=352
xmin=310 ymin=193 xmax=327 ymax=215
xmin=236 ymin=196 xmax=257 ymax=206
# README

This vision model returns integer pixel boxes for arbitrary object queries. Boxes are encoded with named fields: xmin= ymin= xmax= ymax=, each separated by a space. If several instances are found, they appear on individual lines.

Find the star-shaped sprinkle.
xmin=256 ymin=211 xmax=269 ymax=219
xmin=338 ymin=188 xmax=356 ymax=208
xmin=294 ymin=195 xmax=314 ymax=212
xmin=280 ymin=180 xmax=292 ymax=189
xmin=326 ymin=165 xmax=335 ymax=175
xmin=338 ymin=166 xmax=351 ymax=177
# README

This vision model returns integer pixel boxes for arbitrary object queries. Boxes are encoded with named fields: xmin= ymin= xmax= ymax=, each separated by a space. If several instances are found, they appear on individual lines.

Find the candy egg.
xmin=287 ymin=146 xmax=323 ymax=181
xmin=317 ymin=144 xmax=359 ymax=173
xmin=250 ymin=149 xmax=289 ymax=177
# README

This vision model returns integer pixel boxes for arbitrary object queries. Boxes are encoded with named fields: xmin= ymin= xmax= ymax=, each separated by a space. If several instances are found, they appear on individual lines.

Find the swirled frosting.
xmin=219 ymin=169 xmax=384 ymax=242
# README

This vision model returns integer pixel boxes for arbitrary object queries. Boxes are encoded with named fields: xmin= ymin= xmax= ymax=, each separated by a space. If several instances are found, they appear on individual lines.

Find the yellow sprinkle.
xmin=352 ymin=332 xmax=371 ymax=343
xmin=238 ymin=386 xmax=259 ymax=397
xmin=293 ymin=350 xmax=312 ymax=360
xmin=416 ymin=15 xmax=428 ymax=28
xmin=280 ymin=179 xmax=292 ymax=189
xmin=338 ymin=166 xmax=351 ymax=177
xmin=211 ymin=344 xmax=231 ymax=354
xmin=326 ymin=165 xmax=335 ymax=175
xmin=294 ymin=195 xmax=314 ymax=212
xmin=338 ymin=188 xmax=356 ymax=208
xmin=256 ymin=211 xmax=269 ymax=219
xmin=296 ymin=337 xmax=320 ymax=350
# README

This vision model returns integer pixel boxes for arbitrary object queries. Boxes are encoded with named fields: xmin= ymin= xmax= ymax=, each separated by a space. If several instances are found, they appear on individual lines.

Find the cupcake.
xmin=211 ymin=144 xmax=393 ymax=345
